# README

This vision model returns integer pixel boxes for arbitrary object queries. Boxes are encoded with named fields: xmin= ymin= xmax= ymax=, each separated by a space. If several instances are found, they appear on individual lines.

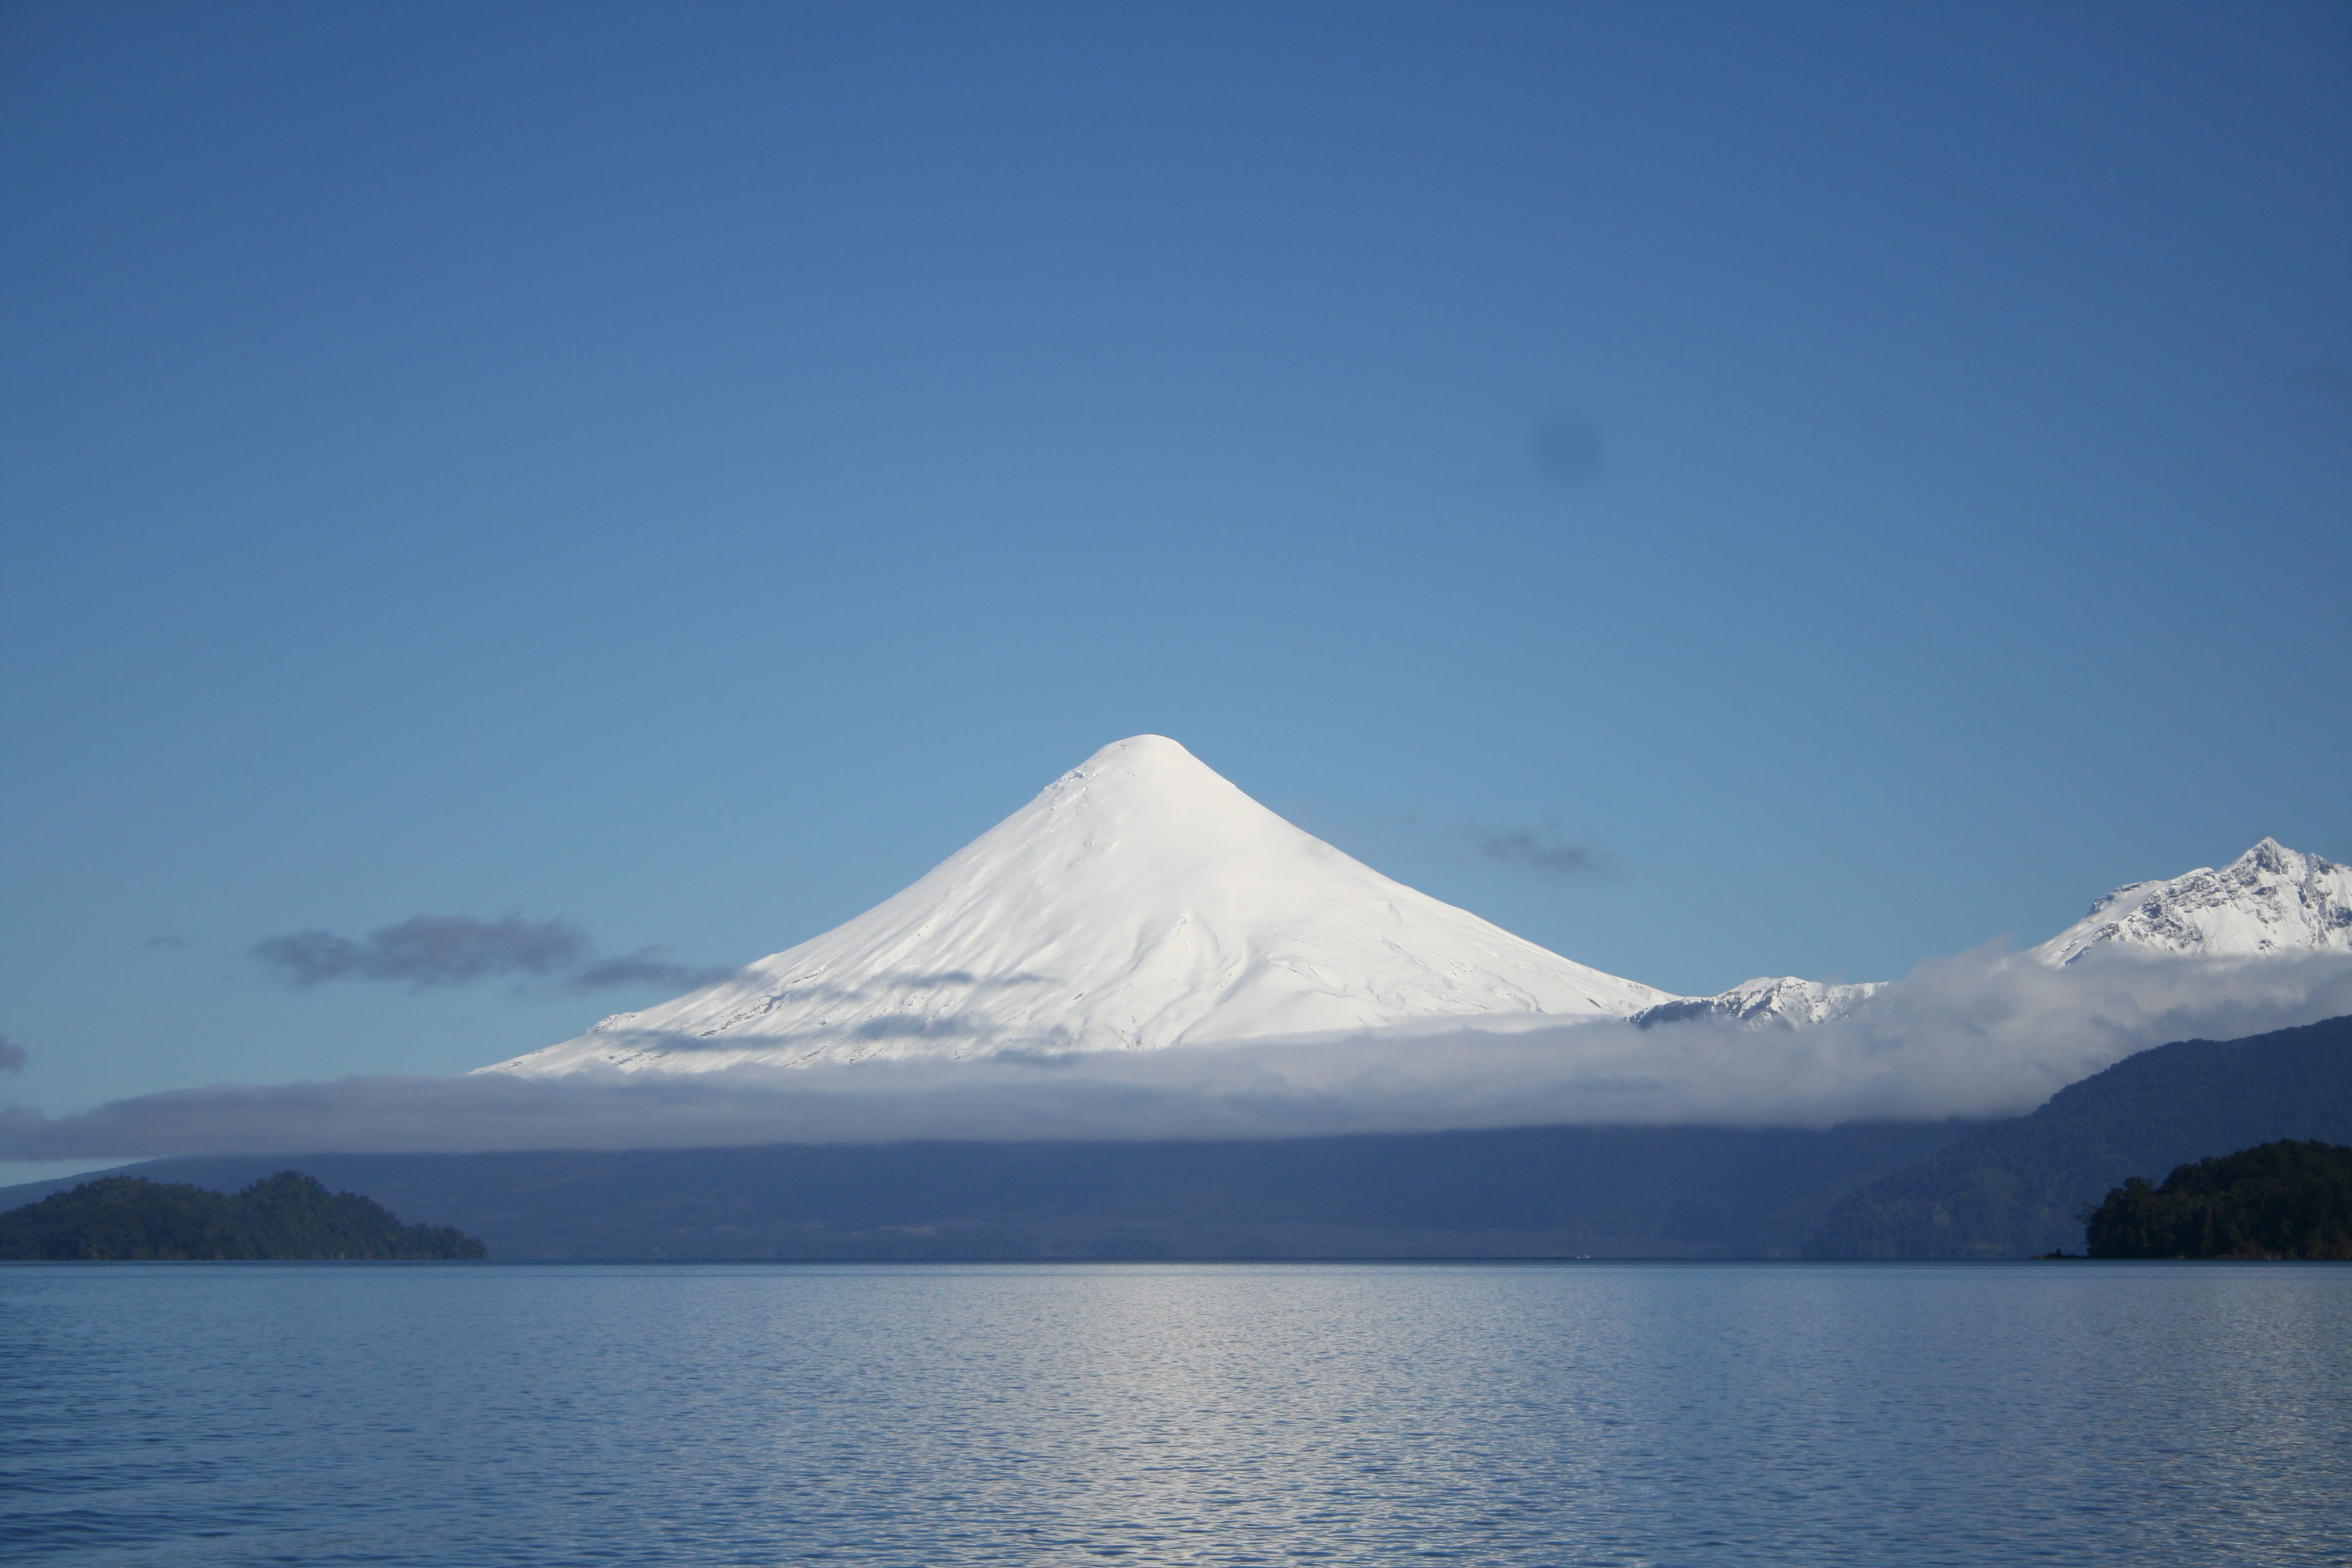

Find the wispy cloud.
xmin=846 ymin=1014 xmax=989 ymax=1041
xmin=254 ymin=914 xmax=592 ymax=990
xmin=568 ymin=949 xmax=741 ymax=994
xmin=250 ymin=914 xmax=730 ymax=994
xmin=0 ymin=1034 xmax=24 ymax=1074
xmin=1477 ymin=830 xmax=1614 ymax=885
xmin=10 ymin=950 xmax=2349 ymax=1160
xmin=879 ymin=970 xmax=1049 ymax=990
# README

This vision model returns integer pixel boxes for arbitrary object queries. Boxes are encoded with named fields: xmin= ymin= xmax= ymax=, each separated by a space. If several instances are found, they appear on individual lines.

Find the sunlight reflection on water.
xmin=3 ymin=1261 xmax=2347 ymax=1565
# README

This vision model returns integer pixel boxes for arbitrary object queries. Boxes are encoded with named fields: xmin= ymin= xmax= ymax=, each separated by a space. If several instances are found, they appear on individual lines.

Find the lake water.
xmin=3 ymin=1261 xmax=2347 ymax=1566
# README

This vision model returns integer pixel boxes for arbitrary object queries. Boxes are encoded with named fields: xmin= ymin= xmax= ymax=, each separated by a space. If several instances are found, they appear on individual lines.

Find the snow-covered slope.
xmin=1631 ymin=976 xmax=1884 ymax=1030
xmin=485 ymin=736 xmax=1673 ymax=1075
xmin=1639 ymin=838 xmax=2350 ymax=1030
xmin=2031 ymin=838 xmax=2352 ymax=966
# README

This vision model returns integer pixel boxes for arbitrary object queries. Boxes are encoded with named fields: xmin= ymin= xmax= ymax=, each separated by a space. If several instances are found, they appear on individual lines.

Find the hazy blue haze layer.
xmin=4 ymin=1262 xmax=2347 ymax=1565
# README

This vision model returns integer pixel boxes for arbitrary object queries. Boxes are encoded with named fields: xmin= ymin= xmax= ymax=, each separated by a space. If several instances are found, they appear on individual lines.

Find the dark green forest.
xmin=2084 ymin=1140 xmax=2352 ymax=1260
xmin=0 ymin=1171 xmax=487 ymax=1260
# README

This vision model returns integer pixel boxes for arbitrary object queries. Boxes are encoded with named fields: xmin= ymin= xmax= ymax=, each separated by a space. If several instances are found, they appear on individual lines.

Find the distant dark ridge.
xmin=2085 ymin=1140 xmax=2352 ymax=1260
xmin=0 ymin=1171 xmax=487 ymax=1260
xmin=1806 ymin=1015 xmax=2352 ymax=1259
xmin=0 ymin=1122 xmax=1967 ymax=1261
xmin=15 ymin=1017 xmax=2345 ymax=1262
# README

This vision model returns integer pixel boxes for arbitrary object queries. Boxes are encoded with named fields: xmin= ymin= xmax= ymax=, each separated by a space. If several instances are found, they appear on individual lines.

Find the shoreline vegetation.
xmin=0 ymin=1171 xmax=487 ymax=1260
xmin=2082 ymin=1140 xmax=2352 ymax=1260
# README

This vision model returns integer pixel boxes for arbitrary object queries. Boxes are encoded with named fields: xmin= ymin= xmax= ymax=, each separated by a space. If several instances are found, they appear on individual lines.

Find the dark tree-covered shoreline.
xmin=2083 ymin=1141 xmax=2352 ymax=1260
xmin=0 ymin=1171 xmax=487 ymax=1260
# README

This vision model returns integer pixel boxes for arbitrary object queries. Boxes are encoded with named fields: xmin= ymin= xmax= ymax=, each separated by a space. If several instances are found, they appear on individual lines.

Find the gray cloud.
xmin=568 ymin=949 xmax=741 ymax=994
xmin=881 ymin=970 xmax=1049 ymax=990
xmin=1479 ymin=831 xmax=1614 ymax=885
xmin=255 ymin=915 xmax=591 ymax=990
xmin=847 ymin=1014 xmax=990 ymax=1041
xmin=747 ymin=972 xmax=1054 ymax=1008
xmin=142 ymin=935 xmax=195 ymax=951
xmin=8 ymin=949 xmax=2350 ymax=1160
xmin=0 ymin=1034 xmax=24 ymax=1074
xmin=252 ymin=914 xmax=729 ymax=995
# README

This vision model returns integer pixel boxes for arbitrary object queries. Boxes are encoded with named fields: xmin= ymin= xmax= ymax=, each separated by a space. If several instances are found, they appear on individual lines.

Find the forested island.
xmin=0 ymin=1171 xmax=487 ymax=1260
xmin=2083 ymin=1140 xmax=2352 ymax=1260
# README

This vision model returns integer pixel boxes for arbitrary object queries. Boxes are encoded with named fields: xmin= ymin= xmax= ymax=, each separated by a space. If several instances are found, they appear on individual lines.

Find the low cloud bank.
xmin=7 ymin=949 xmax=2351 ymax=1160
xmin=251 ymin=913 xmax=736 ymax=994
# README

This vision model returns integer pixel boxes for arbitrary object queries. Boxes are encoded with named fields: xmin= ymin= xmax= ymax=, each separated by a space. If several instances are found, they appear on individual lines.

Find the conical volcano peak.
xmin=1036 ymin=734 xmax=1262 ymax=821
xmin=1017 ymin=735 xmax=1315 ymax=875
xmin=1071 ymin=733 xmax=1207 ymax=776
xmin=484 ymin=736 xmax=1673 ymax=1075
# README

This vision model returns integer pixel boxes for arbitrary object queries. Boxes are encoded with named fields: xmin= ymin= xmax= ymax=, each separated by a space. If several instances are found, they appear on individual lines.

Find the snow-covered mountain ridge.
xmin=1632 ymin=977 xmax=1886 ymax=1030
xmin=1648 ymin=838 xmax=2349 ymax=1029
xmin=485 ymin=736 xmax=1669 ymax=1075
xmin=2030 ymin=838 xmax=2350 ymax=966
xmin=480 ymin=733 xmax=2349 ymax=1073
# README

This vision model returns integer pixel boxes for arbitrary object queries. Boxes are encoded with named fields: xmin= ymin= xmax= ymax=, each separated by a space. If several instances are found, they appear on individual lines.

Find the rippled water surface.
xmin=4 ymin=1261 xmax=2349 ymax=1565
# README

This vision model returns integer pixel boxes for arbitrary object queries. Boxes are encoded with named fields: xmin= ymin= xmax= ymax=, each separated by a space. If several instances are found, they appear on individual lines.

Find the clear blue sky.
xmin=4 ymin=1 xmax=2347 ymax=1124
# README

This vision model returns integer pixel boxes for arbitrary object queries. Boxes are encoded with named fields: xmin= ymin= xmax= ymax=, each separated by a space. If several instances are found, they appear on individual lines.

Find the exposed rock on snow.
xmin=483 ymin=736 xmax=1672 ymax=1075
xmin=2031 ymin=838 xmax=2352 ymax=966
xmin=1642 ymin=838 xmax=2349 ymax=1029
xmin=1631 ymin=976 xmax=1885 ymax=1030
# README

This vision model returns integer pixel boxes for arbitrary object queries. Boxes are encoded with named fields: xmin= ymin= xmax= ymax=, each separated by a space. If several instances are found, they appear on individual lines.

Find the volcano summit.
xmin=485 ymin=736 xmax=1670 ymax=1075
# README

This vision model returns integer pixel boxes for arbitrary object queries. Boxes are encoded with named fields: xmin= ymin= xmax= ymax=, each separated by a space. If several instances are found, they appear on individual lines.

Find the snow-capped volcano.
xmin=2031 ymin=838 xmax=2352 ymax=966
xmin=485 ymin=736 xmax=1672 ymax=1075
xmin=481 ymin=734 xmax=2347 ymax=1075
